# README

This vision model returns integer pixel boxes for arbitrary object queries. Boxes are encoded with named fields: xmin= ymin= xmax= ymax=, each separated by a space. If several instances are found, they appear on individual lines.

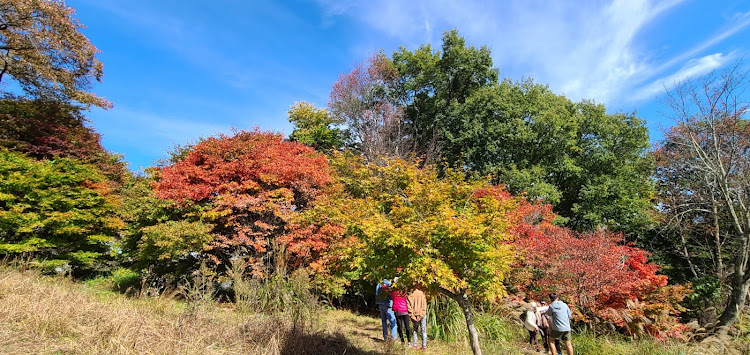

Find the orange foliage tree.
xmin=513 ymin=208 xmax=689 ymax=339
xmin=0 ymin=0 xmax=110 ymax=108
xmin=151 ymin=129 xmax=331 ymax=277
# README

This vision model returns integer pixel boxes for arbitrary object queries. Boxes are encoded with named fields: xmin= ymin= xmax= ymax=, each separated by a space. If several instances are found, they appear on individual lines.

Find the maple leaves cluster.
xmin=152 ymin=129 xmax=331 ymax=277
xmin=511 ymin=203 xmax=689 ymax=339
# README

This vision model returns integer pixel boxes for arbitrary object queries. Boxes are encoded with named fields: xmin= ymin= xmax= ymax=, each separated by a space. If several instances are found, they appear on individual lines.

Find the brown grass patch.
xmin=0 ymin=267 xmax=365 ymax=354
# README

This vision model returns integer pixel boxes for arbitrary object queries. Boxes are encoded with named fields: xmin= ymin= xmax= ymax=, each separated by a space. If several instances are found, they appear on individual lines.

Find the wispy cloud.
xmin=315 ymin=0 xmax=748 ymax=106
xmin=631 ymin=52 xmax=733 ymax=102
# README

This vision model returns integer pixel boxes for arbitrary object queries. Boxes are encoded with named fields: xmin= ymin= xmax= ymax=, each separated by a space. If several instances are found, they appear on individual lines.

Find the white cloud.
xmin=315 ymin=0 xmax=747 ymax=106
xmin=631 ymin=52 xmax=732 ymax=102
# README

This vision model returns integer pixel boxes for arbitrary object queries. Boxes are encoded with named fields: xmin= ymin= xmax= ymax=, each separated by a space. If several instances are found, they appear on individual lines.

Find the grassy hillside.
xmin=0 ymin=267 xmax=745 ymax=355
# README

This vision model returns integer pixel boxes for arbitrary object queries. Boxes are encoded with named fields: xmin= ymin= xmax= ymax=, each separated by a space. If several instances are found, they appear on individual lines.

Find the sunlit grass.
xmin=0 ymin=266 xmax=746 ymax=354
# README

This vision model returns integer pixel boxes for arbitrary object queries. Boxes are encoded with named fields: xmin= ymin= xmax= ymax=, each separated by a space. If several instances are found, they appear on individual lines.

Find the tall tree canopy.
xmin=656 ymin=63 xmax=750 ymax=334
xmin=392 ymin=29 xmax=498 ymax=162
xmin=389 ymin=32 xmax=653 ymax=234
xmin=0 ymin=0 xmax=110 ymax=108
xmin=445 ymin=80 xmax=654 ymax=233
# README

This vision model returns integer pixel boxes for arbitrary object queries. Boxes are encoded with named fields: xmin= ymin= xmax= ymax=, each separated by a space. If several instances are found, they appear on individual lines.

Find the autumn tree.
xmin=656 ymin=63 xmax=750 ymax=334
xmin=0 ymin=96 xmax=127 ymax=183
xmin=0 ymin=0 xmax=110 ymax=108
xmin=0 ymin=149 xmax=122 ymax=275
xmin=294 ymin=154 xmax=521 ymax=355
xmin=151 ymin=129 xmax=331 ymax=277
xmin=514 ymin=214 xmax=688 ymax=338
xmin=288 ymin=101 xmax=348 ymax=152
xmin=328 ymin=53 xmax=410 ymax=161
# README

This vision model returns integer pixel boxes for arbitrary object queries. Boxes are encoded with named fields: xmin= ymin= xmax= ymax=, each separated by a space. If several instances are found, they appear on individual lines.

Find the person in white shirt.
xmin=522 ymin=299 xmax=541 ymax=352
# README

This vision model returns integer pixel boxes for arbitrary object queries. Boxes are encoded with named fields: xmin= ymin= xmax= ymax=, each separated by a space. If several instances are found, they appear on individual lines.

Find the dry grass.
xmin=0 ymin=266 xmax=746 ymax=355
xmin=0 ymin=267 xmax=366 ymax=354
xmin=0 ymin=266 xmax=530 ymax=355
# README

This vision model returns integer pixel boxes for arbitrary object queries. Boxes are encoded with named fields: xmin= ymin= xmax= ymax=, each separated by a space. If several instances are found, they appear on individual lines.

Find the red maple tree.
xmin=152 ymin=129 xmax=331 ymax=277
xmin=512 ymin=203 xmax=689 ymax=339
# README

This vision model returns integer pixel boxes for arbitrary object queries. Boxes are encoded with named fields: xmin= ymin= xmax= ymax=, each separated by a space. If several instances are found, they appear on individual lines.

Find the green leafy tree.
xmin=117 ymin=173 xmax=211 ymax=278
xmin=288 ymin=101 xmax=348 ymax=152
xmin=0 ymin=0 xmax=110 ymax=108
xmin=391 ymin=33 xmax=653 ymax=234
xmin=392 ymin=29 xmax=498 ymax=162
xmin=449 ymin=80 xmax=654 ymax=234
xmin=0 ymin=149 xmax=122 ymax=274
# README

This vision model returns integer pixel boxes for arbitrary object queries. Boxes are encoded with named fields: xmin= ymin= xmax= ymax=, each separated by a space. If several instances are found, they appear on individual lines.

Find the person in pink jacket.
xmin=391 ymin=278 xmax=412 ymax=344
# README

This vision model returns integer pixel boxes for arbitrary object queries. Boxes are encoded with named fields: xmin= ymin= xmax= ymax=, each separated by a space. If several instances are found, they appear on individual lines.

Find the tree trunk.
xmin=453 ymin=291 xmax=483 ymax=355
xmin=716 ymin=274 xmax=750 ymax=335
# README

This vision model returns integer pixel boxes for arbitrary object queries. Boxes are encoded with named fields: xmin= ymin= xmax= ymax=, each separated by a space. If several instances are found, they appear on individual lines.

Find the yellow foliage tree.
xmin=295 ymin=152 xmax=520 ymax=355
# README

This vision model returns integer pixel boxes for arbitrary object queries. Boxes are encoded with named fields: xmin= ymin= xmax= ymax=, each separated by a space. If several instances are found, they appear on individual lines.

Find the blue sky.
xmin=64 ymin=0 xmax=750 ymax=171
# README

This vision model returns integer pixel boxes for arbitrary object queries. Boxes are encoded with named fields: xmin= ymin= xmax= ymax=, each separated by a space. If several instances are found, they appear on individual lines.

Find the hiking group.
xmin=375 ymin=278 xmax=574 ymax=354
xmin=375 ymin=278 xmax=428 ymax=350
xmin=522 ymin=293 xmax=574 ymax=355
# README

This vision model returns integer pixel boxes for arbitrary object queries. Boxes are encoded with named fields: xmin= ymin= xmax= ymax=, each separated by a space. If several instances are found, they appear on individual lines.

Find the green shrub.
xmin=111 ymin=267 xmax=140 ymax=292
xmin=0 ymin=150 xmax=121 ymax=276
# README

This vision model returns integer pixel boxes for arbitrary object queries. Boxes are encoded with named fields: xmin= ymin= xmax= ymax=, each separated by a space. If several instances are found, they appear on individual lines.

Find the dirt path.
xmin=322 ymin=309 xmax=541 ymax=355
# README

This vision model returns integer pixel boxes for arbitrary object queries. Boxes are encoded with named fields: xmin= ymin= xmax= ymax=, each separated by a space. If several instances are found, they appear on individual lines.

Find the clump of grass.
xmin=230 ymin=257 xmax=321 ymax=332
xmin=111 ymin=267 xmax=140 ymax=292
xmin=427 ymin=295 xmax=466 ymax=342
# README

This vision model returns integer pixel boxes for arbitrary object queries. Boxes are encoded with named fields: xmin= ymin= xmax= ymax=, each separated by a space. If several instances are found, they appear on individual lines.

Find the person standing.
xmin=545 ymin=293 xmax=574 ymax=355
xmin=376 ymin=279 xmax=397 ymax=341
xmin=390 ymin=281 xmax=412 ymax=345
xmin=407 ymin=288 xmax=428 ymax=350
xmin=536 ymin=301 xmax=553 ymax=353
xmin=523 ymin=301 xmax=541 ymax=352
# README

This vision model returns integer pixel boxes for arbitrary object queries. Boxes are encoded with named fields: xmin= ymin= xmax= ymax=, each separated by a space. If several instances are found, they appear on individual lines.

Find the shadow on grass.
xmin=337 ymin=316 xmax=382 ymax=332
xmin=280 ymin=326 xmax=381 ymax=355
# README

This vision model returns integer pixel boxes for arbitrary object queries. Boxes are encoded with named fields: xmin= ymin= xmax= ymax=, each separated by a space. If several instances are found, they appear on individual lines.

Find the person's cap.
xmin=393 ymin=277 xmax=400 ymax=283
xmin=382 ymin=279 xmax=392 ymax=286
